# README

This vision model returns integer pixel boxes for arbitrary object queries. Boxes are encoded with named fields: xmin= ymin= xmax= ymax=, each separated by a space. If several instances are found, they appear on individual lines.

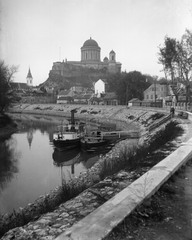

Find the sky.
xmin=0 ymin=0 xmax=192 ymax=86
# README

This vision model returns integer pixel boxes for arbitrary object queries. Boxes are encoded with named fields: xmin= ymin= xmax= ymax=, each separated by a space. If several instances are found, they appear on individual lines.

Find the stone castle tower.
xmin=26 ymin=68 xmax=33 ymax=86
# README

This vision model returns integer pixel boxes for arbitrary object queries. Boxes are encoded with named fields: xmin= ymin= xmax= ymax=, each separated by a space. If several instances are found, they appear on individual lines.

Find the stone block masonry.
xmin=55 ymin=137 xmax=192 ymax=240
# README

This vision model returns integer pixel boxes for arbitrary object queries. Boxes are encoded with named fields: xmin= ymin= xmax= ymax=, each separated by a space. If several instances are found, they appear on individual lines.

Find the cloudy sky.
xmin=0 ymin=0 xmax=192 ymax=86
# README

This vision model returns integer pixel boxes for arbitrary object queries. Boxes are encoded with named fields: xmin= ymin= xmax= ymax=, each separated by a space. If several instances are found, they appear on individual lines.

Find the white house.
xmin=94 ymin=79 xmax=108 ymax=97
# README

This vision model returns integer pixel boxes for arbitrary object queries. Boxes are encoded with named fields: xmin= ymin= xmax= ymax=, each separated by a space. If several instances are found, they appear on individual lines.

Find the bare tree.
xmin=0 ymin=61 xmax=19 ymax=113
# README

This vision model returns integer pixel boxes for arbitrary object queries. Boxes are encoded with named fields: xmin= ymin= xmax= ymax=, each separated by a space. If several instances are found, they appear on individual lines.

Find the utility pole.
xmin=154 ymin=80 xmax=156 ymax=107
xmin=154 ymin=76 xmax=157 ymax=107
xmin=59 ymin=47 xmax=61 ymax=62
xmin=186 ymin=82 xmax=189 ymax=111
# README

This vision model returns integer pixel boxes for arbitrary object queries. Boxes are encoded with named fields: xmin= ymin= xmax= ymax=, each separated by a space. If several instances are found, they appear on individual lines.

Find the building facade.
xmin=144 ymin=83 xmax=168 ymax=101
xmin=94 ymin=79 xmax=108 ymax=97
xmin=51 ymin=38 xmax=121 ymax=76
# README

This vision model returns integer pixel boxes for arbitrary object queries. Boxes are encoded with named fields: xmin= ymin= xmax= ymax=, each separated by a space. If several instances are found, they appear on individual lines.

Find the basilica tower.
xmin=109 ymin=50 xmax=116 ymax=62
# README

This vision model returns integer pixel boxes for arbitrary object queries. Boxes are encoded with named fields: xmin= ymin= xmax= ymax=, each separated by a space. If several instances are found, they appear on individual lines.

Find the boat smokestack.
xmin=71 ymin=110 xmax=75 ymax=125
xmin=71 ymin=109 xmax=75 ymax=131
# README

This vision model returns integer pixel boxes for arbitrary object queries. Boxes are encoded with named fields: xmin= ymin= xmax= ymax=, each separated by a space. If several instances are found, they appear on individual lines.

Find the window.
xmin=151 ymin=95 xmax=153 ymax=99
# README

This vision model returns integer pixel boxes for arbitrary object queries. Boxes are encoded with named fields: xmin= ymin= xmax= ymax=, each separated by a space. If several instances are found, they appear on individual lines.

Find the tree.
xmin=107 ymin=71 xmax=149 ymax=105
xmin=107 ymin=72 xmax=122 ymax=92
xmin=158 ymin=36 xmax=178 ymax=82
xmin=0 ymin=61 xmax=18 ymax=113
xmin=176 ymin=30 xmax=192 ymax=107
xmin=158 ymin=29 xmax=192 ymax=109
xmin=0 ymin=140 xmax=18 ymax=190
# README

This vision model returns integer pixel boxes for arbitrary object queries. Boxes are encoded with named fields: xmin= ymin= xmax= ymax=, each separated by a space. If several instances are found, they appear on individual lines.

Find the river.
xmin=0 ymin=113 xmax=115 ymax=215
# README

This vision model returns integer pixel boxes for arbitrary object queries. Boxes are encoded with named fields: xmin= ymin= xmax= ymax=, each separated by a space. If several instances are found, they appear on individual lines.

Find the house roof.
xmin=58 ymin=96 xmax=73 ymax=100
xmin=95 ymin=79 xmax=108 ymax=85
xmin=58 ymin=90 xmax=70 ymax=96
xmin=73 ymin=94 xmax=92 ymax=100
xmin=33 ymin=89 xmax=44 ymax=94
xmin=103 ymin=92 xmax=117 ymax=100
xmin=83 ymin=94 xmax=92 ymax=99
xmin=10 ymin=82 xmax=31 ymax=90
xmin=90 ymin=97 xmax=101 ymax=102
xmin=128 ymin=98 xmax=140 ymax=103
xmin=170 ymin=84 xmax=186 ymax=96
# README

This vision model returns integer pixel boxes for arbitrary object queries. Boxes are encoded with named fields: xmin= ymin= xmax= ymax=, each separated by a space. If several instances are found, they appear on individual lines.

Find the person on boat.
xmin=97 ymin=131 xmax=101 ymax=137
xmin=58 ymin=134 xmax=62 ymax=139
xmin=170 ymin=106 xmax=175 ymax=117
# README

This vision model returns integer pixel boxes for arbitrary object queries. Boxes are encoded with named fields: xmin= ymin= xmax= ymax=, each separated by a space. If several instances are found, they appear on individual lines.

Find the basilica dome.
xmin=82 ymin=38 xmax=99 ymax=47
xmin=81 ymin=37 xmax=101 ymax=62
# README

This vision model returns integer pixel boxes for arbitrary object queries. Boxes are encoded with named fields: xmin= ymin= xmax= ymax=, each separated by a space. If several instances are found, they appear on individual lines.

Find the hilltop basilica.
xmin=50 ymin=38 xmax=122 ymax=77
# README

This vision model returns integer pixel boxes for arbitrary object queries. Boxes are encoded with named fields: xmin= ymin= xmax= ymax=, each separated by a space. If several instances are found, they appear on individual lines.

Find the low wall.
xmin=187 ymin=111 xmax=192 ymax=121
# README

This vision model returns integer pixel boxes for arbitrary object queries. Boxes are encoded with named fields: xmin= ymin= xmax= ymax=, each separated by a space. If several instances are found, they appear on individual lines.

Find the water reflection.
xmin=52 ymin=147 xmax=109 ymax=173
xmin=53 ymin=148 xmax=81 ymax=177
xmin=27 ymin=128 xmax=34 ymax=148
xmin=0 ymin=113 xmax=130 ymax=214
xmin=0 ymin=139 xmax=19 ymax=192
xmin=0 ymin=113 xmax=113 ymax=214
xmin=52 ymin=148 xmax=81 ymax=167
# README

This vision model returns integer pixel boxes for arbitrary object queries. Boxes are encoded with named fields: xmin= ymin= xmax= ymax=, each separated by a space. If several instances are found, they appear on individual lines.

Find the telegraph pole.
xmin=154 ymin=77 xmax=157 ymax=107
xmin=154 ymin=81 xmax=156 ymax=107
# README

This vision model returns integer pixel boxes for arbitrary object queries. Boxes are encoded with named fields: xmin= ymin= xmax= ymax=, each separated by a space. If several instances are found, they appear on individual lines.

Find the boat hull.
xmin=80 ymin=137 xmax=107 ymax=151
xmin=53 ymin=138 xmax=81 ymax=150
xmin=52 ymin=148 xmax=81 ymax=166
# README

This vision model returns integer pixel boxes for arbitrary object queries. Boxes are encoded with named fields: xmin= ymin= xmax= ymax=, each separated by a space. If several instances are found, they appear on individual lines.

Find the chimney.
xmin=70 ymin=109 xmax=75 ymax=131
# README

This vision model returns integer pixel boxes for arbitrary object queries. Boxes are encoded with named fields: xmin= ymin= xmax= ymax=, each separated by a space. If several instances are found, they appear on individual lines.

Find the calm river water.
xmin=0 ymin=114 xmax=114 ymax=215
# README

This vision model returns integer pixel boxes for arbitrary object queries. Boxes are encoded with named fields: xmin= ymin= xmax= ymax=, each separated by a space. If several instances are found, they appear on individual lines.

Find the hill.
xmin=40 ymin=65 xmax=109 ymax=90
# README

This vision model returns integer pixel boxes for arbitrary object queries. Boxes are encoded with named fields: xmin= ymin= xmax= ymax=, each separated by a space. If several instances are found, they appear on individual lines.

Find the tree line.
xmin=106 ymin=71 xmax=152 ymax=105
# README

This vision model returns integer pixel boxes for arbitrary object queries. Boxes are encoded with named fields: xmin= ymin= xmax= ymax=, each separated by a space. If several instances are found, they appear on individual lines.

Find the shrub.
xmin=80 ymin=109 xmax=87 ymax=114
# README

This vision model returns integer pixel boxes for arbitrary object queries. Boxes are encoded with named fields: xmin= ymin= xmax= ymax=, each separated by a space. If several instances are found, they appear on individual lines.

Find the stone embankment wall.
xmin=9 ymin=103 xmax=162 ymax=132
xmin=1 ymin=104 xmax=170 ymax=239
